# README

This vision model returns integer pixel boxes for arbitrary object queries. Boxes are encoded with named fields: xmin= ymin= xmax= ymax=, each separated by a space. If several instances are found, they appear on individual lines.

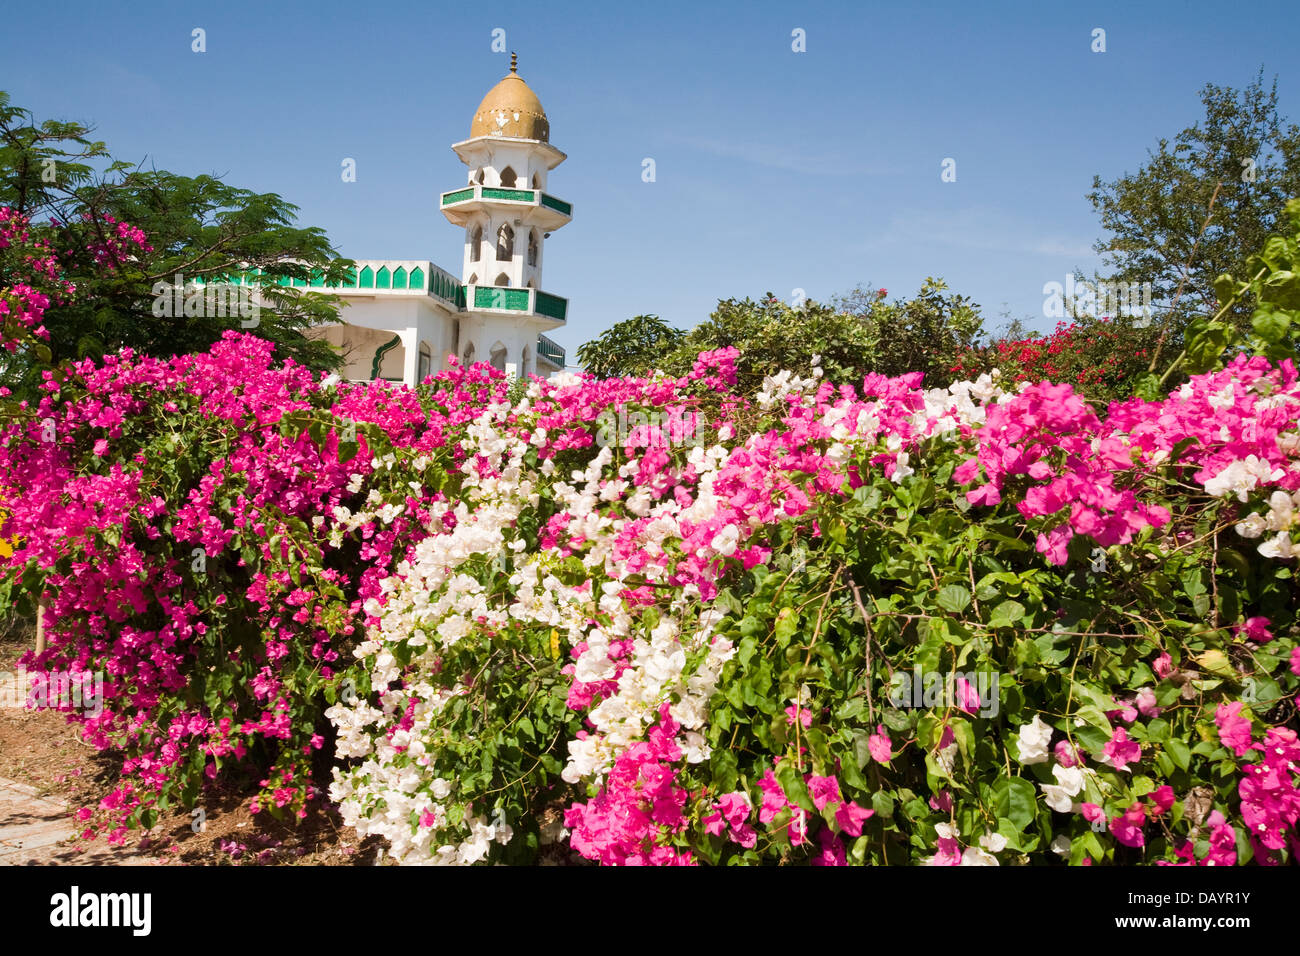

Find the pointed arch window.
xmin=496 ymin=223 xmax=514 ymax=261
xmin=494 ymin=272 xmax=510 ymax=287
xmin=499 ymin=166 xmax=517 ymax=187
xmin=469 ymin=225 xmax=482 ymax=263
xmin=531 ymin=173 xmax=540 ymax=189
xmin=527 ymin=230 xmax=539 ymax=267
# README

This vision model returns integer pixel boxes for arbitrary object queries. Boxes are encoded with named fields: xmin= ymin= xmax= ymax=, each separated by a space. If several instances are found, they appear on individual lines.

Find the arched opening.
xmin=496 ymin=223 xmax=514 ymax=261
xmin=494 ymin=272 xmax=510 ymax=287
xmin=418 ymin=342 xmax=432 ymax=382
xmin=522 ymin=344 xmax=532 ymax=376
xmin=526 ymin=279 xmax=535 ymax=289
xmin=489 ymin=342 xmax=508 ymax=372
xmin=531 ymin=173 xmax=540 ymax=189
xmin=468 ymin=225 xmax=482 ymax=263
xmin=472 ymin=168 xmax=484 ymax=184
xmin=527 ymin=230 xmax=539 ymax=267
xmin=462 ymin=342 xmax=476 ymax=365
xmin=468 ymin=272 xmax=478 ymax=284
xmin=499 ymin=166 xmax=517 ymax=188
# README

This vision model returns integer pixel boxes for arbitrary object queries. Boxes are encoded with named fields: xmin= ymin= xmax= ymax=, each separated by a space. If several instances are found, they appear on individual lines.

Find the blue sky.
xmin=4 ymin=0 xmax=1298 ymax=360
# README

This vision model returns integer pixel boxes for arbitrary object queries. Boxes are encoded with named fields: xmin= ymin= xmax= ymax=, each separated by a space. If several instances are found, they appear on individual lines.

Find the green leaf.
xmin=775 ymin=762 xmax=815 ymax=812
xmin=991 ymin=777 xmax=1037 ymax=830
xmin=937 ymin=584 xmax=971 ymax=614
xmin=1213 ymin=273 xmax=1239 ymax=304
xmin=852 ymin=730 xmax=873 ymax=770
xmin=1184 ymin=319 xmax=1231 ymax=373
xmin=1165 ymin=738 xmax=1191 ymax=772
xmin=988 ymin=600 xmax=1025 ymax=628
xmin=1252 ymin=309 xmax=1291 ymax=344
xmin=773 ymin=607 xmax=799 ymax=644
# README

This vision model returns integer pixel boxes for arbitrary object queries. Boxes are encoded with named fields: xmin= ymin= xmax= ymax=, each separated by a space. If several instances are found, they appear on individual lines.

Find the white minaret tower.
xmin=439 ymin=53 xmax=572 ymax=376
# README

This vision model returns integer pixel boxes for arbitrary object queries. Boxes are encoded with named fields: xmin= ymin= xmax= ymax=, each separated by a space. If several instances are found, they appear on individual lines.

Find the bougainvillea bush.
xmin=951 ymin=317 xmax=1160 ymax=407
xmin=3 ymin=201 xmax=1300 ymax=865
xmin=5 ymin=331 xmax=1299 ymax=865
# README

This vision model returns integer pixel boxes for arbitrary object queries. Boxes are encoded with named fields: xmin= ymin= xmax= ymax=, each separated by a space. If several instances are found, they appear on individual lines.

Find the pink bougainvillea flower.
xmin=954 ymin=677 xmax=981 ymax=715
xmin=926 ymin=824 xmax=963 ymax=866
xmin=1110 ymin=804 xmax=1146 ymax=848
xmin=1233 ymin=616 xmax=1274 ymax=643
xmin=757 ymin=769 xmax=788 ymax=824
xmin=868 ymin=724 xmax=892 ymax=764
xmin=1148 ymin=785 xmax=1175 ymax=815
xmin=715 ymin=791 xmax=751 ymax=831
xmin=812 ymin=827 xmax=847 ymax=866
xmin=1153 ymin=653 xmax=1173 ymax=679
xmin=834 ymin=800 xmax=875 ymax=837
xmin=784 ymin=704 xmax=812 ymax=729
xmin=1054 ymin=740 xmax=1081 ymax=768
xmin=808 ymin=774 xmax=842 ymax=811
xmin=1215 ymin=701 xmax=1255 ymax=757
xmin=1133 ymin=687 xmax=1161 ymax=718
xmin=1107 ymin=703 xmax=1139 ymax=725
xmin=1101 ymin=727 xmax=1141 ymax=771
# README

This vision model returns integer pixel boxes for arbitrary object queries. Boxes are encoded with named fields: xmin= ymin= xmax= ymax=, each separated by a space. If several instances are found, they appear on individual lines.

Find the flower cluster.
xmin=7 ymin=315 xmax=1300 ymax=865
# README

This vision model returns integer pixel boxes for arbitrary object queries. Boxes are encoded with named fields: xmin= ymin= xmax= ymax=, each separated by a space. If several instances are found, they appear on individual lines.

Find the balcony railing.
xmin=537 ymin=333 xmax=565 ymax=366
xmin=194 ymin=266 xmax=564 ymax=322
xmin=440 ymin=184 xmax=572 ymax=219
xmin=195 ymin=261 xmax=467 ymax=308
xmin=470 ymin=284 xmax=567 ymax=322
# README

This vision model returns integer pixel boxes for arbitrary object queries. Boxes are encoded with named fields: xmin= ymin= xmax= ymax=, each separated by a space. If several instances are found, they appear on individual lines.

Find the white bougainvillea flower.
xmin=1017 ymin=715 xmax=1053 ymax=764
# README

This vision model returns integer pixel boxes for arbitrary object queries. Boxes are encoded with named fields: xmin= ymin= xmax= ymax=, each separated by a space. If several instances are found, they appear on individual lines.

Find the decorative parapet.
xmin=195 ymin=261 xmax=467 ymax=308
xmin=197 ymin=265 xmax=564 ymax=321
xmin=537 ymin=333 xmax=565 ymax=367
xmin=469 ymin=284 xmax=566 ymax=322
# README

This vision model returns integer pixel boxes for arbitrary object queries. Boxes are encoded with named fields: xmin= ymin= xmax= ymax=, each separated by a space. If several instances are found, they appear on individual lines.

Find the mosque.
xmin=307 ymin=54 xmax=570 ymax=384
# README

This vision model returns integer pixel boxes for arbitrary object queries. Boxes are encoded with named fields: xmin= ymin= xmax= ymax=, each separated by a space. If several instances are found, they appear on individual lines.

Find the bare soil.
xmin=0 ymin=613 xmax=383 ymax=866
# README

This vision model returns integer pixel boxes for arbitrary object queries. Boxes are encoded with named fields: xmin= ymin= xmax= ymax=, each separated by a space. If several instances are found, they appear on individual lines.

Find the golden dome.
xmin=470 ymin=53 xmax=550 ymax=142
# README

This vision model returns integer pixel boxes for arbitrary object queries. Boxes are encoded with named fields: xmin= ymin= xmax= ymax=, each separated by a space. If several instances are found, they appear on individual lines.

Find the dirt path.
xmin=0 ymin=775 xmax=156 ymax=864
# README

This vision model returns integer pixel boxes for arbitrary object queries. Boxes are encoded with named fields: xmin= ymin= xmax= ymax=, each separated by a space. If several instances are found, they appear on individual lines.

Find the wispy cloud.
xmin=663 ymin=133 xmax=900 ymax=178
xmin=858 ymin=207 xmax=1098 ymax=260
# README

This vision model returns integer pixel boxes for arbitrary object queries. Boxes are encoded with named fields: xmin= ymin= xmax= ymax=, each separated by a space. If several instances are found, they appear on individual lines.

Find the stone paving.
xmin=0 ymin=775 xmax=155 ymax=865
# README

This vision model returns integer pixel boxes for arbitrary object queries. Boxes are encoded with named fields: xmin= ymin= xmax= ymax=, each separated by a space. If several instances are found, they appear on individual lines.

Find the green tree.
xmin=0 ymin=92 xmax=352 ymax=393
xmin=578 ymin=280 xmax=985 ymax=394
xmin=832 ymin=277 xmax=983 ymax=381
xmin=1087 ymin=69 xmax=1300 ymax=371
xmin=575 ymin=313 xmax=683 ymax=378
xmin=660 ymin=293 xmax=878 ymax=395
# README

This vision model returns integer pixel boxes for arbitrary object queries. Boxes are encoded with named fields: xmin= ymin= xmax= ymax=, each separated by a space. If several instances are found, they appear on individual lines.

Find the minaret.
xmin=440 ymin=53 xmax=571 ymax=376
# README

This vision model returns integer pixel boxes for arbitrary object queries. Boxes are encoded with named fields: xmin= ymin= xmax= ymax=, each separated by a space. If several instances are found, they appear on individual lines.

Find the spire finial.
xmin=510 ymin=51 xmax=518 ymax=73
